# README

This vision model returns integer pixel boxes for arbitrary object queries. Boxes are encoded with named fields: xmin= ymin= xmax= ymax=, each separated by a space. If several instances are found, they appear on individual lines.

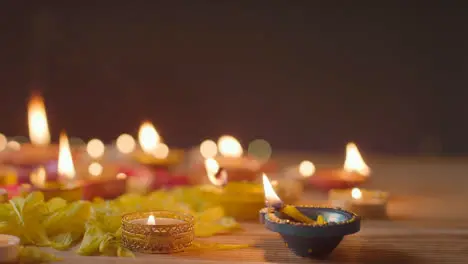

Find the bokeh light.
xmin=86 ymin=138 xmax=105 ymax=159
xmin=217 ymin=135 xmax=243 ymax=158
xmin=7 ymin=141 xmax=21 ymax=151
xmin=153 ymin=143 xmax=169 ymax=159
xmin=88 ymin=162 xmax=103 ymax=177
xmin=199 ymin=139 xmax=218 ymax=159
xmin=298 ymin=160 xmax=315 ymax=177
xmin=116 ymin=172 xmax=127 ymax=179
xmin=116 ymin=133 xmax=136 ymax=154
xmin=0 ymin=134 xmax=7 ymax=152
xmin=248 ymin=139 xmax=272 ymax=160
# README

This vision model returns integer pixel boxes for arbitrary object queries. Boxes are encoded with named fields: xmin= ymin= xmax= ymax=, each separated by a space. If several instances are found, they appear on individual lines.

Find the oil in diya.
xmin=121 ymin=211 xmax=195 ymax=254
xmin=329 ymin=187 xmax=389 ymax=219
xmin=260 ymin=175 xmax=361 ymax=259
xmin=309 ymin=142 xmax=370 ymax=190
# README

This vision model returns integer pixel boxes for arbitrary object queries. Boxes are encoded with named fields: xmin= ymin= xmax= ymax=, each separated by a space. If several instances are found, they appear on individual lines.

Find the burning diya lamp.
xmin=189 ymin=136 xmax=275 ymax=184
xmin=260 ymin=175 xmax=361 ymax=259
xmin=79 ymin=161 xmax=128 ymax=200
xmin=23 ymin=132 xmax=127 ymax=201
xmin=0 ymin=93 xmax=80 ymax=183
xmin=24 ymin=132 xmax=83 ymax=202
xmin=309 ymin=142 xmax=370 ymax=190
xmin=132 ymin=121 xmax=183 ymax=168
xmin=121 ymin=211 xmax=195 ymax=254
xmin=329 ymin=187 xmax=389 ymax=219
xmin=198 ymin=158 xmax=265 ymax=221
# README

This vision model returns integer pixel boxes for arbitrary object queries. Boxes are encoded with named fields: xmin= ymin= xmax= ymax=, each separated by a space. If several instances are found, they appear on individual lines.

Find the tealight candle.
xmin=121 ymin=211 xmax=195 ymax=254
xmin=310 ymin=142 xmax=370 ymax=190
xmin=0 ymin=234 xmax=20 ymax=263
xmin=329 ymin=188 xmax=389 ymax=219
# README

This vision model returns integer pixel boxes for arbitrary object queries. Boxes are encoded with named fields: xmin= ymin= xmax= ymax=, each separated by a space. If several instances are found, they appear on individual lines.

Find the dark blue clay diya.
xmin=259 ymin=205 xmax=361 ymax=259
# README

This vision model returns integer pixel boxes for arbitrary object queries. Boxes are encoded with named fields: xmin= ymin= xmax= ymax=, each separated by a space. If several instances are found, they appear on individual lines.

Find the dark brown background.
xmin=0 ymin=1 xmax=466 ymax=154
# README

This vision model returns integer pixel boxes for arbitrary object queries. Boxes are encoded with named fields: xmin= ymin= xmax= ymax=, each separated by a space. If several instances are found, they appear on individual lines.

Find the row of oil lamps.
xmin=0 ymin=93 xmax=388 ymax=216
xmin=0 ymin=93 xmax=389 ymax=260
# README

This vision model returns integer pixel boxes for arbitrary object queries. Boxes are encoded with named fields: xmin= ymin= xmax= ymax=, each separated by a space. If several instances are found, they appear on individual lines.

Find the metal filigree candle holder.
xmin=121 ymin=211 xmax=195 ymax=254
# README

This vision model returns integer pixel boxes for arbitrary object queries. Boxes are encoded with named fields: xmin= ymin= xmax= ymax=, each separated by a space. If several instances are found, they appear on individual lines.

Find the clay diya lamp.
xmin=132 ymin=121 xmax=183 ymax=170
xmin=262 ymin=206 xmax=360 ymax=258
xmin=309 ymin=142 xmax=370 ymax=191
xmin=261 ymin=175 xmax=360 ymax=258
xmin=329 ymin=188 xmax=389 ymax=219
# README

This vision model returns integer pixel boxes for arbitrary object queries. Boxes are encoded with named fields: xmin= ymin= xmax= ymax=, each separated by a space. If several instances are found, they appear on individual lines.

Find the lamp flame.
xmin=30 ymin=166 xmax=46 ymax=187
xmin=58 ymin=132 xmax=75 ymax=180
xmin=262 ymin=174 xmax=281 ymax=206
xmin=343 ymin=142 xmax=370 ymax=176
xmin=28 ymin=94 xmax=50 ymax=146
xmin=138 ymin=121 xmax=160 ymax=154
xmin=351 ymin=188 xmax=362 ymax=200
xmin=204 ymin=158 xmax=227 ymax=186
xmin=147 ymin=214 xmax=156 ymax=225
xmin=217 ymin=135 xmax=243 ymax=158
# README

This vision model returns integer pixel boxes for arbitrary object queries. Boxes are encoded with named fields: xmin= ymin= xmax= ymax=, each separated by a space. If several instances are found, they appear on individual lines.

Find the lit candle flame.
xmin=200 ymin=139 xmax=218 ymax=159
xmin=147 ymin=214 xmax=156 ymax=225
xmin=262 ymin=174 xmax=282 ymax=206
xmin=298 ymin=160 xmax=315 ymax=177
xmin=343 ymin=142 xmax=370 ymax=176
xmin=204 ymin=158 xmax=227 ymax=186
xmin=28 ymin=94 xmax=50 ymax=146
xmin=138 ymin=121 xmax=160 ymax=154
xmin=351 ymin=188 xmax=362 ymax=200
xmin=30 ymin=166 xmax=46 ymax=187
xmin=217 ymin=135 xmax=243 ymax=158
xmin=58 ymin=132 xmax=75 ymax=180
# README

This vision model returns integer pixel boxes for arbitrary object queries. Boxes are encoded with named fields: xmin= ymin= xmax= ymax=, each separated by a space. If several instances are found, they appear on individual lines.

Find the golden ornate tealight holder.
xmin=121 ymin=211 xmax=195 ymax=254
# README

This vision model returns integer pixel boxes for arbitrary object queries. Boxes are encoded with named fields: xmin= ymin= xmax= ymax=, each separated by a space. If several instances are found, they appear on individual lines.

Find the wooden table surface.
xmin=50 ymin=155 xmax=468 ymax=263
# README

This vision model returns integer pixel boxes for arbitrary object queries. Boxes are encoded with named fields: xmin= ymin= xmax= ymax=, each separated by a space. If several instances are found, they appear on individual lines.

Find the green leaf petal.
xmin=76 ymin=223 xmax=106 ymax=256
xmin=117 ymin=246 xmax=135 ymax=258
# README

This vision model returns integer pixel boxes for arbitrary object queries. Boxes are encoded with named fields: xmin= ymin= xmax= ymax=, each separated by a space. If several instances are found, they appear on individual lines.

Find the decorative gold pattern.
xmin=121 ymin=211 xmax=195 ymax=254
xmin=263 ymin=205 xmax=358 ymax=227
